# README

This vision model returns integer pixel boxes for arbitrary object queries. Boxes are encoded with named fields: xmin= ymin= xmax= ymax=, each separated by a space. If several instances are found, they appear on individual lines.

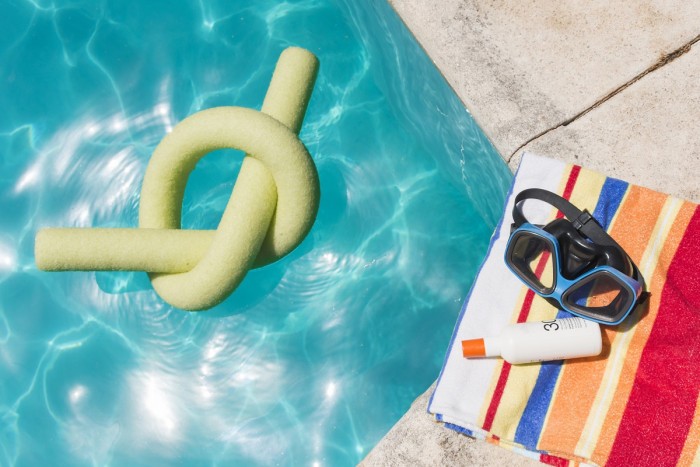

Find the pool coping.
xmin=362 ymin=1 xmax=700 ymax=464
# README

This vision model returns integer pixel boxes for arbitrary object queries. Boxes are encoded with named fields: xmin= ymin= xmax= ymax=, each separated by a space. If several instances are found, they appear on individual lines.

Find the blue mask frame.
xmin=504 ymin=188 xmax=646 ymax=325
xmin=505 ymin=223 xmax=643 ymax=325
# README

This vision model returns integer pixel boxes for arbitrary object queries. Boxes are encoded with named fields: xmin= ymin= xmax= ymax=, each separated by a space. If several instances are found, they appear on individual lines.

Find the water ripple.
xmin=0 ymin=0 xmax=511 ymax=465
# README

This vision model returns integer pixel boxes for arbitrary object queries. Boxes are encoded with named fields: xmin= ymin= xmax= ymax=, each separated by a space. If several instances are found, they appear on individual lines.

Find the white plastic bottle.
xmin=461 ymin=317 xmax=602 ymax=364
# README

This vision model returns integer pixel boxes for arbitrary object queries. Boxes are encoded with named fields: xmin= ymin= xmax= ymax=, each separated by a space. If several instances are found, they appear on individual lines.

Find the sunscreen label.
xmin=541 ymin=317 xmax=589 ymax=332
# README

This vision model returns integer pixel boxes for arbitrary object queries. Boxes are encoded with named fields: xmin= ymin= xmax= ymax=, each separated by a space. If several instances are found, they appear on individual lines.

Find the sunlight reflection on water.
xmin=0 ymin=0 xmax=510 ymax=465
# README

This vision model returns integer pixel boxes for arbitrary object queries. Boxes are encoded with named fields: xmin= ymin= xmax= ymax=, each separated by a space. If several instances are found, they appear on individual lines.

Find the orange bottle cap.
xmin=462 ymin=338 xmax=486 ymax=358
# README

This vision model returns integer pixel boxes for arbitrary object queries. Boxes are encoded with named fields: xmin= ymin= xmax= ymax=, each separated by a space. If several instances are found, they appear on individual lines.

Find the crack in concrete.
xmin=507 ymin=33 xmax=700 ymax=163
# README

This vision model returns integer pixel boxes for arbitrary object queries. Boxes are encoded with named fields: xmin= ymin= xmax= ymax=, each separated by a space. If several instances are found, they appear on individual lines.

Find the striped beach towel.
xmin=429 ymin=152 xmax=700 ymax=466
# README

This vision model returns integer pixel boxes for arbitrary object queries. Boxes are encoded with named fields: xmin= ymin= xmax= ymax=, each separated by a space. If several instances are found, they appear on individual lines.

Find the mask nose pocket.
xmin=546 ymin=219 xmax=599 ymax=279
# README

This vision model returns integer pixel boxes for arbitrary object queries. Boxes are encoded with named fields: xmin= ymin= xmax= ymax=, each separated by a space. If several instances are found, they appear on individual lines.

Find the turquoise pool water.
xmin=0 ymin=0 xmax=511 ymax=465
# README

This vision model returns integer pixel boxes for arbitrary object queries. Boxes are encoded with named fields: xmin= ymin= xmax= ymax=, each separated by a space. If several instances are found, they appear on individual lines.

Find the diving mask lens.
xmin=508 ymin=231 xmax=555 ymax=294
xmin=563 ymin=270 xmax=636 ymax=323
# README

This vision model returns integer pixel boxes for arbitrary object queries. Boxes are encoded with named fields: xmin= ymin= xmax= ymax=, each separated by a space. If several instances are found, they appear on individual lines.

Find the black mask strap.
xmin=512 ymin=188 xmax=618 ymax=249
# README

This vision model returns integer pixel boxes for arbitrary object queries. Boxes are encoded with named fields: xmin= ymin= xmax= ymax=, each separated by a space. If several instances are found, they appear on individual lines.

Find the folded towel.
xmin=429 ymin=152 xmax=700 ymax=466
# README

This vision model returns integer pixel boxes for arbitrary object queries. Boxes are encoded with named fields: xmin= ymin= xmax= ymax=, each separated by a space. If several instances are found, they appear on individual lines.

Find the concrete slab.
xmin=364 ymin=0 xmax=700 ymax=465
xmin=513 ymin=41 xmax=700 ymax=203
xmin=360 ymin=384 xmax=541 ymax=467
xmin=387 ymin=0 xmax=700 ymax=159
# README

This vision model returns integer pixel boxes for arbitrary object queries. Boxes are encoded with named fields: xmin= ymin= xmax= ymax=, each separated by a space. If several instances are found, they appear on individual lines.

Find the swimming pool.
xmin=0 ymin=0 xmax=511 ymax=465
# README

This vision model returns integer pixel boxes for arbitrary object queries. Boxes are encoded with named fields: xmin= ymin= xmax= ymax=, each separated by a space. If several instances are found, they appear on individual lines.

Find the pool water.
xmin=0 ymin=0 xmax=511 ymax=465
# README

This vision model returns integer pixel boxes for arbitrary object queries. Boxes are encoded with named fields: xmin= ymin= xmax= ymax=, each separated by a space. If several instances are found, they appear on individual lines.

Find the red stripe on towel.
xmin=516 ymin=276 xmax=542 ymax=323
xmin=540 ymin=453 xmax=570 ymax=467
xmin=515 ymin=164 xmax=580 ymax=325
xmin=557 ymin=165 xmax=581 ymax=219
xmin=606 ymin=206 xmax=700 ymax=466
xmin=482 ymin=165 xmax=581 ymax=432
xmin=482 ymin=362 xmax=512 ymax=431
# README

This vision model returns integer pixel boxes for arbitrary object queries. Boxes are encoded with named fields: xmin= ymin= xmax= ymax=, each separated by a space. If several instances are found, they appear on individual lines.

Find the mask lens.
xmin=508 ymin=232 xmax=555 ymax=293
xmin=565 ymin=270 xmax=633 ymax=322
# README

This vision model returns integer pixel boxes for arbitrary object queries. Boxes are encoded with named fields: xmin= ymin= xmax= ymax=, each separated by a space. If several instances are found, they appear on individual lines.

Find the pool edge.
xmin=365 ymin=0 xmax=700 ymax=464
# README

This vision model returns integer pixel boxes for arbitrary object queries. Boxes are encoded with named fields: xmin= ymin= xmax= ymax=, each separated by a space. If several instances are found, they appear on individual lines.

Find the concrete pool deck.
xmin=363 ymin=1 xmax=700 ymax=465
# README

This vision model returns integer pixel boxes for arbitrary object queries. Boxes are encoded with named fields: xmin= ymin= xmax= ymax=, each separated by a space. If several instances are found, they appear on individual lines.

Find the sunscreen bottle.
xmin=461 ymin=317 xmax=602 ymax=364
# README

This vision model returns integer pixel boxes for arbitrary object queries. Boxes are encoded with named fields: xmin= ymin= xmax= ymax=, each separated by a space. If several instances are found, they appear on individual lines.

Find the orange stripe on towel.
xmin=536 ymin=185 xmax=665 ymax=456
xmin=606 ymin=205 xmax=700 ymax=465
xmin=588 ymin=200 xmax=696 ymax=465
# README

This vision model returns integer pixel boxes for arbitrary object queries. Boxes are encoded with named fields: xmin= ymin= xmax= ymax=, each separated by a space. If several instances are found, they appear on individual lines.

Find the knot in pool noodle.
xmin=35 ymin=47 xmax=320 ymax=311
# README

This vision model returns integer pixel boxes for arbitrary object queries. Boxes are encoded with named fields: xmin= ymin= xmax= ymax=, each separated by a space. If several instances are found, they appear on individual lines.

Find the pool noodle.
xmin=35 ymin=47 xmax=320 ymax=310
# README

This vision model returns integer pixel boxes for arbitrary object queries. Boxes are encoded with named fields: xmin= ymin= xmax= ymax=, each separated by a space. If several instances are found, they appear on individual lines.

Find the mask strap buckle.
xmin=572 ymin=210 xmax=594 ymax=231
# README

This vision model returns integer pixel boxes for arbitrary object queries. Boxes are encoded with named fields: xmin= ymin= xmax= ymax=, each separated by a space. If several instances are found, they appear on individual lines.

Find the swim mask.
xmin=504 ymin=188 xmax=645 ymax=325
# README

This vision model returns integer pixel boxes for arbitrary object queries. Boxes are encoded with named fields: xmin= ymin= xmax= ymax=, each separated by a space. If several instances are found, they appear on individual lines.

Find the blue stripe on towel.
xmin=512 ymin=176 xmax=628 ymax=449
xmin=444 ymin=422 xmax=477 ymax=438
xmin=591 ymin=178 xmax=629 ymax=229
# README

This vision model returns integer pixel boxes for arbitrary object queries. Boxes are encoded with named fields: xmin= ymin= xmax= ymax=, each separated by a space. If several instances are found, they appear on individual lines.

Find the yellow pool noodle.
xmin=35 ymin=47 xmax=320 ymax=311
